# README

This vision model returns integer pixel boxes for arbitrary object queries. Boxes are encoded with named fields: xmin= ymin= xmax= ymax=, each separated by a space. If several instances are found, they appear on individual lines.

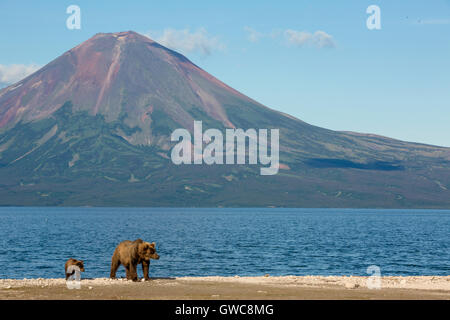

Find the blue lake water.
xmin=0 ymin=208 xmax=448 ymax=279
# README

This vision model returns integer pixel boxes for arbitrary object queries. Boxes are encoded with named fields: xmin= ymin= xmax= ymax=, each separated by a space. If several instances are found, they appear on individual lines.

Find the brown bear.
xmin=64 ymin=258 xmax=85 ymax=280
xmin=110 ymin=239 xmax=160 ymax=281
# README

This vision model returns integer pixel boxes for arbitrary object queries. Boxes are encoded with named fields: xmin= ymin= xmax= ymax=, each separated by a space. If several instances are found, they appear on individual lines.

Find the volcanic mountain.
xmin=0 ymin=31 xmax=449 ymax=207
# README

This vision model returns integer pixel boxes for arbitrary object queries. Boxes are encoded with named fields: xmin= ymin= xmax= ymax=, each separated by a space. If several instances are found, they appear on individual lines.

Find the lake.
xmin=0 ymin=208 xmax=448 ymax=279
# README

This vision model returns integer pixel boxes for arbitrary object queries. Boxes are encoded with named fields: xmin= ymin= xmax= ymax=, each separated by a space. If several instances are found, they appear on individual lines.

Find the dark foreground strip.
xmin=0 ymin=300 xmax=447 ymax=318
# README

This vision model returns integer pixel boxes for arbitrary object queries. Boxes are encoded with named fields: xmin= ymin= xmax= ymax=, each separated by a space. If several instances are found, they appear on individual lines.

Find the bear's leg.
xmin=129 ymin=263 xmax=138 ymax=282
xmin=65 ymin=269 xmax=75 ymax=280
xmin=110 ymin=254 xmax=121 ymax=279
xmin=142 ymin=260 xmax=150 ymax=281
xmin=124 ymin=265 xmax=131 ymax=280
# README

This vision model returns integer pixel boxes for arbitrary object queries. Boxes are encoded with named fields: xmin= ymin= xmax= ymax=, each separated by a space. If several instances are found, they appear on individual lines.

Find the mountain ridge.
xmin=0 ymin=31 xmax=449 ymax=207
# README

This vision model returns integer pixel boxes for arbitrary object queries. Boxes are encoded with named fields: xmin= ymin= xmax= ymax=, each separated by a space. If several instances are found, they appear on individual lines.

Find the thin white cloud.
xmin=269 ymin=29 xmax=283 ymax=40
xmin=284 ymin=29 xmax=335 ymax=48
xmin=146 ymin=28 xmax=225 ymax=56
xmin=244 ymin=26 xmax=264 ymax=43
xmin=0 ymin=63 xmax=40 ymax=87
xmin=284 ymin=30 xmax=311 ymax=46
xmin=243 ymin=27 xmax=335 ymax=49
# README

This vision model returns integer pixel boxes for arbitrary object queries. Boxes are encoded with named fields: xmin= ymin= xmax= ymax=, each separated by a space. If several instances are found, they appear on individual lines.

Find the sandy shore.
xmin=0 ymin=276 xmax=449 ymax=300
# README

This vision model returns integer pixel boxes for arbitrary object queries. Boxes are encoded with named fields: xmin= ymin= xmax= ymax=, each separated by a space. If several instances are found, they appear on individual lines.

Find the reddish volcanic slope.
xmin=0 ymin=31 xmax=449 ymax=207
xmin=0 ymin=31 xmax=264 ymax=133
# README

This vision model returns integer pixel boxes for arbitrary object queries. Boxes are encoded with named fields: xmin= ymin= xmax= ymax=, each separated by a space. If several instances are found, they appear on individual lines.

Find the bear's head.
xmin=138 ymin=242 xmax=160 ymax=261
xmin=76 ymin=260 xmax=85 ymax=272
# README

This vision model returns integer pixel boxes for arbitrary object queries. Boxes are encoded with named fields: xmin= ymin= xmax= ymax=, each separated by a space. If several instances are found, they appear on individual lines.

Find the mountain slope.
xmin=0 ymin=31 xmax=449 ymax=207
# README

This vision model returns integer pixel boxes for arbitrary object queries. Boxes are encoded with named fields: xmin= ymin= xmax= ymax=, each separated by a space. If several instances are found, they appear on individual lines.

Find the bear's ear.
xmin=150 ymin=242 xmax=156 ymax=248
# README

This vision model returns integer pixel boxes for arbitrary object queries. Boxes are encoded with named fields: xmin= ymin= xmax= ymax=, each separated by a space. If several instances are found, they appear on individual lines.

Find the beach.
xmin=0 ymin=276 xmax=449 ymax=300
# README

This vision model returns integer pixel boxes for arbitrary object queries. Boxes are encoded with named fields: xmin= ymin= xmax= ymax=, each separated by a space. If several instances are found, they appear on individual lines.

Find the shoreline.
xmin=1 ymin=276 xmax=449 ymax=300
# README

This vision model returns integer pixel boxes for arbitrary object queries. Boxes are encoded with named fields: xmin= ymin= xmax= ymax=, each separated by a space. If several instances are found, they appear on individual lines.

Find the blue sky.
xmin=1 ymin=0 xmax=449 ymax=146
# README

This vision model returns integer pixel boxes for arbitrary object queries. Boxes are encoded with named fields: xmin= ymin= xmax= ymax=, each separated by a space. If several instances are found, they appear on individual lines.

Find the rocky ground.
xmin=0 ymin=276 xmax=449 ymax=300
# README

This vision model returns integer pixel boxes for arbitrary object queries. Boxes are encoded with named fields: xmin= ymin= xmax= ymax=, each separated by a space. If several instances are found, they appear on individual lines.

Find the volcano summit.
xmin=0 ymin=31 xmax=449 ymax=207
